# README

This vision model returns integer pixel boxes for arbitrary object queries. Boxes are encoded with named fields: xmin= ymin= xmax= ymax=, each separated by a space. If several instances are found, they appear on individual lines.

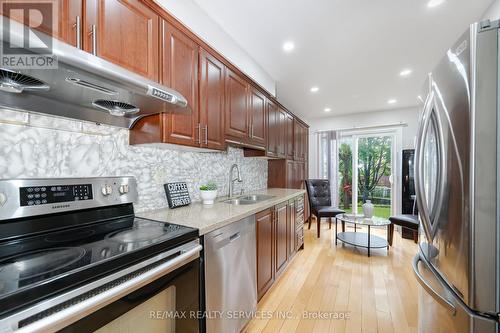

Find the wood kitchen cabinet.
xmin=63 ymin=0 xmax=83 ymax=47
xmin=275 ymin=202 xmax=288 ymax=276
xmin=294 ymin=119 xmax=308 ymax=162
xmin=129 ymin=19 xmax=201 ymax=147
xmin=85 ymin=0 xmax=160 ymax=81
xmin=225 ymin=68 xmax=249 ymax=141
xmin=256 ymin=196 xmax=303 ymax=301
xmin=277 ymin=108 xmax=287 ymax=158
xmin=256 ymin=208 xmax=274 ymax=300
xmin=248 ymin=87 xmax=266 ymax=147
xmin=288 ymin=199 xmax=296 ymax=258
xmin=225 ymin=68 xmax=267 ymax=148
xmin=0 ymin=0 xmax=82 ymax=46
xmin=161 ymin=20 xmax=199 ymax=147
xmin=269 ymin=160 xmax=306 ymax=190
xmin=2 ymin=0 xmax=311 ymax=154
xmin=130 ymin=44 xmax=228 ymax=151
xmin=295 ymin=195 xmax=305 ymax=251
xmin=285 ymin=113 xmax=295 ymax=160
xmin=199 ymin=48 xmax=226 ymax=150
xmin=266 ymin=100 xmax=278 ymax=158
xmin=3 ymin=0 xmax=159 ymax=81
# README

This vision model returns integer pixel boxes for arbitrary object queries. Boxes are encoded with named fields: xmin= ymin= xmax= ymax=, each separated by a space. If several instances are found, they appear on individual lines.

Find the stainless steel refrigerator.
xmin=414 ymin=19 xmax=500 ymax=332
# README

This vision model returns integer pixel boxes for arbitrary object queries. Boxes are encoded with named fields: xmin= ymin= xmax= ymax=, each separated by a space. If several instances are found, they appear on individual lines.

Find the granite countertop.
xmin=137 ymin=188 xmax=306 ymax=235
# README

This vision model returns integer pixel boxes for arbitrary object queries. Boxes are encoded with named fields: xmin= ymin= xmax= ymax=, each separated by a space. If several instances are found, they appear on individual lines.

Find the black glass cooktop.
xmin=0 ymin=214 xmax=197 ymax=317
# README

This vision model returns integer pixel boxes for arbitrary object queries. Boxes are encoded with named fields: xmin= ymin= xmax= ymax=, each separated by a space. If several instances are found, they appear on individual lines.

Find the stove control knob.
xmin=0 ymin=192 xmax=7 ymax=206
xmin=101 ymin=185 xmax=113 ymax=196
xmin=119 ymin=184 xmax=129 ymax=195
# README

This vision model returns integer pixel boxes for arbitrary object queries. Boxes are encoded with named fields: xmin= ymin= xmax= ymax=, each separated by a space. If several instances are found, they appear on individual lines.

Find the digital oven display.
xmin=19 ymin=184 xmax=93 ymax=207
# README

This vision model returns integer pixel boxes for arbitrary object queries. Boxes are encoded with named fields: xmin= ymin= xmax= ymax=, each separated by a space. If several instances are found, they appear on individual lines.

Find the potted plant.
xmin=199 ymin=182 xmax=218 ymax=205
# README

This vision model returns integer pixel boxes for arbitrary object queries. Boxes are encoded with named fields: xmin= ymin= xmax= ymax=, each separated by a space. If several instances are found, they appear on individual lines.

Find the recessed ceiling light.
xmin=324 ymin=107 xmax=331 ymax=112
xmin=427 ymin=0 xmax=445 ymax=8
xmin=399 ymin=69 xmax=413 ymax=77
xmin=283 ymin=41 xmax=295 ymax=52
xmin=310 ymin=86 xmax=319 ymax=93
xmin=388 ymin=99 xmax=397 ymax=104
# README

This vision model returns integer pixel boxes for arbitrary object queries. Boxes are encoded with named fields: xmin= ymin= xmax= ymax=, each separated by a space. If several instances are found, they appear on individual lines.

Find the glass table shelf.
xmin=335 ymin=214 xmax=391 ymax=257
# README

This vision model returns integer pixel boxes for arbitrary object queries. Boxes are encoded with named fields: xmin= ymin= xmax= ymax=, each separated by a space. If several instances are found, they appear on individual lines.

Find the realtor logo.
xmin=1 ymin=2 xmax=58 ymax=69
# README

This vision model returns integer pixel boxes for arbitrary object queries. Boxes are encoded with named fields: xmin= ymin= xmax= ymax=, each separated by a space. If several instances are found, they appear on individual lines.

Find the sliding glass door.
xmin=356 ymin=135 xmax=392 ymax=218
xmin=336 ymin=132 xmax=396 ymax=219
xmin=318 ymin=127 xmax=400 ymax=219
xmin=338 ymin=137 xmax=353 ymax=213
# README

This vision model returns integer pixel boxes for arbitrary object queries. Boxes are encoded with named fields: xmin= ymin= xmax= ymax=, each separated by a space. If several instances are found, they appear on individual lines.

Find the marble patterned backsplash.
xmin=0 ymin=109 xmax=268 ymax=212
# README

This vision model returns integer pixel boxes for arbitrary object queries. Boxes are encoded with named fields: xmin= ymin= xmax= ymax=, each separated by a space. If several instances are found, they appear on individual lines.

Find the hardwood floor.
xmin=244 ymin=219 xmax=419 ymax=333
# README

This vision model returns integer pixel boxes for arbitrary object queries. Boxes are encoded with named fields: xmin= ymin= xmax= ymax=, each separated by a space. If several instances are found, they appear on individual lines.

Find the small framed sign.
xmin=164 ymin=182 xmax=191 ymax=209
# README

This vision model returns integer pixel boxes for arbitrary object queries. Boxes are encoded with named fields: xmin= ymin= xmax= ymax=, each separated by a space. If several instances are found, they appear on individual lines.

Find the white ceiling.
xmin=192 ymin=0 xmax=493 ymax=119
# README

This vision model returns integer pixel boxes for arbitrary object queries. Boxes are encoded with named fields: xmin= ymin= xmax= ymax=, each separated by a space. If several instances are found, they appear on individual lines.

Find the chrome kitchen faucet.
xmin=228 ymin=164 xmax=243 ymax=198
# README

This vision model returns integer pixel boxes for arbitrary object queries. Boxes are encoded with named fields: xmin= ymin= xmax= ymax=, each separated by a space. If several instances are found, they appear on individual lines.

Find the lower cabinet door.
xmin=288 ymin=200 xmax=296 ymax=258
xmin=275 ymin=203 xmax=288 ymax=275
xmin=256 ymin=208 xmax=274 ymax=300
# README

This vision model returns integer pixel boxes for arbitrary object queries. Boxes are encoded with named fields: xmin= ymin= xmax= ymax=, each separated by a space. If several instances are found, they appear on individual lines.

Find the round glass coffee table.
xmin=335 ymin=214 xmax=391 ymax=257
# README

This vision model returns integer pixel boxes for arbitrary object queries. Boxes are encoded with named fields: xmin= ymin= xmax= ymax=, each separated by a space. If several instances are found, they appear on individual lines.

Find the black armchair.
xmin=305 ymin=179 xmax=345 ymax=238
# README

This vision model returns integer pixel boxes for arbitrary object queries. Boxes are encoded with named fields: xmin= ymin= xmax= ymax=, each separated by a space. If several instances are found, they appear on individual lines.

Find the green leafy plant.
xmin=199 ymin=182 xmax=217 ymax=191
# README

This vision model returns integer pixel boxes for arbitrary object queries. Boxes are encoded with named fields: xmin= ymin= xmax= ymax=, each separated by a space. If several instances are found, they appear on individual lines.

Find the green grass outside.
xmin=340 ymin=204 xmax=391 ymax=219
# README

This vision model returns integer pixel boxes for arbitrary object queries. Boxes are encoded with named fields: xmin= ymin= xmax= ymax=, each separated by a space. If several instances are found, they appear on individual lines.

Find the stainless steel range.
xmin=0 ymin=177 xmax=201 ymax=333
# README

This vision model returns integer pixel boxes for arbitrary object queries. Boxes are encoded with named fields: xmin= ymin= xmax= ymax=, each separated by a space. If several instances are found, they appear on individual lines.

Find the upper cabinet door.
xmin=199 ymin=48 xmax=225 ymax=150
xmin=0 ymin=0 xmax=81 ymax=45
xmin=285 ymin=113 xmax=295 ymax=160
xmin=86 ymin=0 xmax=159 ymax=81
xmin=62 ymin=0 xmax=83 ymax=47
xmin=161 ymin=21 xmax=199 ymax=146
xmin=249 ymin=87 xmax=266 ymax=147
xmin=277 ymin=108 xmax=287 ymax=158
xmin=225 ymin=68 xmax=249 ymax=141
xmin=266 ymin=100 xmax=278 ymax=157
xmin=302 ymin=125 xmax=308 ymax=161
xmin=294 ymin=119 xmax=306 ymax=161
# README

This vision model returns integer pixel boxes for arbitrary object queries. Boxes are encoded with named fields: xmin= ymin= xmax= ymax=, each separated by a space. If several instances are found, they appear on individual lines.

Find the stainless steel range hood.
xmin=0 ymin=17 xmax=188 ymax=128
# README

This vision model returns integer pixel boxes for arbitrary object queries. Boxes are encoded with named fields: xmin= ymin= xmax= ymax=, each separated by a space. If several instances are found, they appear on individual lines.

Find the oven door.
xmin=8 ymin=241 xmax=201 ymax=333
xmin=64 ymin=258 xmax=200 ymax=333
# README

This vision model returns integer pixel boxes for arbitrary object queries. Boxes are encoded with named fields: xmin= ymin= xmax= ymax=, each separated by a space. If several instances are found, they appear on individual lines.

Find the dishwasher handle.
xmin=229 ymin=232 xmax=241 ymax=242
xmin=211 ymin=230 xmax=243 ymax=250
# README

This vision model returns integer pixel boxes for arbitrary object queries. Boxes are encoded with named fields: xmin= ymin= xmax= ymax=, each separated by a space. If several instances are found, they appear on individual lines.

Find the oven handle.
xmin=17 ymin=244 xmax=202 ymax=333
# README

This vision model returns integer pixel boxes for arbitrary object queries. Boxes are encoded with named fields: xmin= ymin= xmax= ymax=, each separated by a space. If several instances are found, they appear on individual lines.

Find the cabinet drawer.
xmin=296 ymin=196 xmax=304 ymax=212
xmin=296 ymin=212 xmax=304 ymax=226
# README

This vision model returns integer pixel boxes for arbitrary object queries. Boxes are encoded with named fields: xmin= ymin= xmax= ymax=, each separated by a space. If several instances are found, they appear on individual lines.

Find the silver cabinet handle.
xmin=204 ymin=125 xmax=208 ymax=145
xmin=195 ymin=123 xmax=201 ymax=144
xmin=74 ymin=16 xmax=81 ymax=49
xmin=90 ymin=24 xmax=97 ymax=55
xmin=412 ymin=254 xmax=456 ymax=314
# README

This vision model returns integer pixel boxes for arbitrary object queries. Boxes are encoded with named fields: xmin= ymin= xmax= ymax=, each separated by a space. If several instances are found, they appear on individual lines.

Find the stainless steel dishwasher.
xmin=205 ymin=215 xmax=257 ymax=333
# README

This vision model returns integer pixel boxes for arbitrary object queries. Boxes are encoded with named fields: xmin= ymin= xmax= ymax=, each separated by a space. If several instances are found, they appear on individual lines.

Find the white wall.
xmin=483 ymin=0 xmax=500 ymax=20
xmin=308 ymin=107 xmax=420 ymax=178
xmin=153 ymin=0 xmax=276 ymax=96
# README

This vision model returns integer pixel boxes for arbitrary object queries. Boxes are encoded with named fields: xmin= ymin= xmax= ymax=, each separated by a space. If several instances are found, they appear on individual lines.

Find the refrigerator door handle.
xmin=412 ymin=253 xmax=456 ymax=315
xmin=415 ymin=90 xmax=435 ymax=242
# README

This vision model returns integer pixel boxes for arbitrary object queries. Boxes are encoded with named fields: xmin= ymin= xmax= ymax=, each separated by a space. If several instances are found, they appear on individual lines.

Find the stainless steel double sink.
xmin=223 ymin=194 xmax=275 ymax=205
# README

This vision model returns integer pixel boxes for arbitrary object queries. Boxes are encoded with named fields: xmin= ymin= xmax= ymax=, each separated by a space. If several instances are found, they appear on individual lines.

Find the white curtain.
xmin=319 ymin=131 xmax=340 ymax=207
